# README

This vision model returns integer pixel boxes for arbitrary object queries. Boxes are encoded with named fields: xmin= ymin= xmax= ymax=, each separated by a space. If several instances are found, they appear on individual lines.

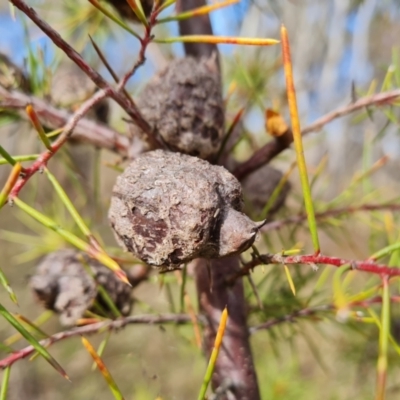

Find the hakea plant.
xmin=0 ymin=1 xmax=400 ymax=400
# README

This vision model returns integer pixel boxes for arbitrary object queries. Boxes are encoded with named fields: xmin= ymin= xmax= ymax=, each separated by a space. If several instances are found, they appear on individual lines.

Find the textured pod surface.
xmin=135 ymin=57 xmax=224 ymax=160
xmin=30 ymin=249 xmax=132 ymax=325
xmin=109 ymin=150 xmax=260 ymax=268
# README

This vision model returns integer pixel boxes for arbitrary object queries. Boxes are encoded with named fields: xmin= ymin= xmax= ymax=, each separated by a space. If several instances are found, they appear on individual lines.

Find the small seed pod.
xmin=30 ymin=249 xmax=133 ymax=326
xmin=108 ymin=150 xmax=262 ymax=268
xmin=242 ymin=164 xmax=291 ymax=218
xmin=105 ymin=0 xmax=153 ymax=21
xmin=50 ymin=62 xmax=109 ymax=124
xmin=133 ymin=56 xmax=224 ymax=160
xmin=0 ymin=53 xmax=31 ymax=92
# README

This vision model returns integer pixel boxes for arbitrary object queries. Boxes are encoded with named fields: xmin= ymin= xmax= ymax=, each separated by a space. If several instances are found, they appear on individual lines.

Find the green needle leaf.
xmin=82 ymin=337 xmax=125 ymax=400
xmin=198 ymin=307 xmax=228 ymax=400
xmin=0 ymin=154 xmax=39 ymax=165
xmin=0 ymin=304 xmax=68 ymax=380
xmin=13 ymin=197 xmax=129 ymax=285
xmin=0 ymin=268 xmax=18 ymax=304
xmin=0 ymin=366 xmax=11 ymax=400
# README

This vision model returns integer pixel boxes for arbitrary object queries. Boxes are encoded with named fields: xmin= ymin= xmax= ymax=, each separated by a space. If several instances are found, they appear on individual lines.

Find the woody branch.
xmin=5 ymin=0 xmax=165 ymax=199
xmin=9 ymin=0 xmax=161 ymax=148
xmin=233 ymin=88 xmax=400 ymax=180
xmin=0 ymin=314 xmax=195 ymax=370
xmin=228 ymin=253 xmax=400 ymax=284
xmin=0 ymin=86 xmax=130 ymax=154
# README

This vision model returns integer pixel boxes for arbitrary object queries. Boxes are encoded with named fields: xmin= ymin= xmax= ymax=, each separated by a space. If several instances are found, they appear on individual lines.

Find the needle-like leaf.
xmin=82 ymin=337 xmax=125 ymax=400
xmin=197 ymin=307 xmax=228 ymax=400
xmin=0 ymin=304 xmax=68 ymax=380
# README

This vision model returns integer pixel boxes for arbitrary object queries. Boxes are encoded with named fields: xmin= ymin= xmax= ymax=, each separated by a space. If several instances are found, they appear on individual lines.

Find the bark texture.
xmin=195 ymin=257 xmax=261 ymax=400
xmin=177 ymin=1 xmax=261 ymax=398
xmin=177 ymin=0 xmax=218 ymax=59
xmin=136 ymin=56 xmax=224 ymax=159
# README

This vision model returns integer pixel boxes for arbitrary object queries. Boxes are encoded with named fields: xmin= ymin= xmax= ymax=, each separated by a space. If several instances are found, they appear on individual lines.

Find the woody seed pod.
xmin=0 ymin=53 xmax=31 ymax=92
xmin=108 ymin=150 xmax=263 ymax=268
xmin=30 ymin=249 xmax=133 ymax=325
xmin=132 ymin=56 xmax=224 ymax=160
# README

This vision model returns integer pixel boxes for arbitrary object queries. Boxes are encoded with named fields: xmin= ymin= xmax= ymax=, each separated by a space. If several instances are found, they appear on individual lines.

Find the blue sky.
xmin=0 ymin=1 xmax=391 ymax=130
xmin=0 ymin=2 xmax=249 ymax=74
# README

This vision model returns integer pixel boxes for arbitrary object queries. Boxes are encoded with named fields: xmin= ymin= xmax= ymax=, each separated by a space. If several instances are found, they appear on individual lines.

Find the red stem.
xmin=9 ymin=0 xmax=161 ymax=148
xmin=9 ymin=91 xmax=108 ymax=198
xmin=6 ymin=0 xmax=164 ymax=199
xmin=230 ymin=253 xmax=400 ymax=283
xmin=0 ymin=86 xmax=130 ymax=154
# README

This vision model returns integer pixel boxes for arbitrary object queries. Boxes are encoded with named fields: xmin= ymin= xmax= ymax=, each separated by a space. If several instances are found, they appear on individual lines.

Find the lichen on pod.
xmin=130 ymin=56 xmax=224 ymax=160
xmin=108 ymin=150 xmax=263 ymax=269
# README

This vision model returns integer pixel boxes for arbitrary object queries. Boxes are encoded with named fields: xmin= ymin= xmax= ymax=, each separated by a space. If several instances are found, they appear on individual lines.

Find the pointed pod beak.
xmin=255 ymin=219 xmax=268 ymax=231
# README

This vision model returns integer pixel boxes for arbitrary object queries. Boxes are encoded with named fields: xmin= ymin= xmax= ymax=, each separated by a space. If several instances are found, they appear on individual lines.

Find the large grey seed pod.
xmin=134 ymin=56 xmax=224 ymax=160
xmin=104 ymin=0 xmax=153 ymax=22
xmin=30 ymin=249 xmax=132 ymax=326
xmin=108 ymin=150 xmax=261 ymax=268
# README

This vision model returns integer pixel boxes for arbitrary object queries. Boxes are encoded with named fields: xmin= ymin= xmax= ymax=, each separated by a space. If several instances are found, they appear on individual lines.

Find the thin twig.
xmin=228 ymin=253 xmax=400 ymax=283
xmin=0 ymin=313 xmax=195 ymax=370
xmin=0 ymin=85 xmax=144 ymax=154
xmin=1 ymin=283 xmax=396 ymax=370
xmin=9 ymin=90 xmax=109 ymax=198
xmin=9 ymin=0 xmax=161 ymax=149
xmin=5 ymin=0 xmax=167 ymax=198
xmin=233 ymin=89 xmax=400 ymax=180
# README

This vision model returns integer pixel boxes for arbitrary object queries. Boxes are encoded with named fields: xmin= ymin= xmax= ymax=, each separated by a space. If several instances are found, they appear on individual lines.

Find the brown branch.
xmin=8 ymin=90 xmax=111 ymax=198
xmin=176 ymin=0 xmax=217 ymax=59
xmin=233 ymin=88 xmax=400 ymax=180
xmin=4 ymin=296 xmax=393 ymax=372
xmin=0 ymin=313 xmax=194 ymax=370
xmin=229 ymin=253 xmax=400 ymax=283
xmin=261 ymin=203 xmax=400 ymax=233
xmin=5 ymin=0 xmax=168 ymax=198
xmin=9 ymin=0 xmax=161 ymax=149
xmin=178 ymin=1 xmax=260 ymax=398
xmin=301 ymin=89 xmax=400 ymax=135
xmin=0 ymin=86 xmax=130 ymax=154
xmin=195 ymin=257 xmax=261 ymax=400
